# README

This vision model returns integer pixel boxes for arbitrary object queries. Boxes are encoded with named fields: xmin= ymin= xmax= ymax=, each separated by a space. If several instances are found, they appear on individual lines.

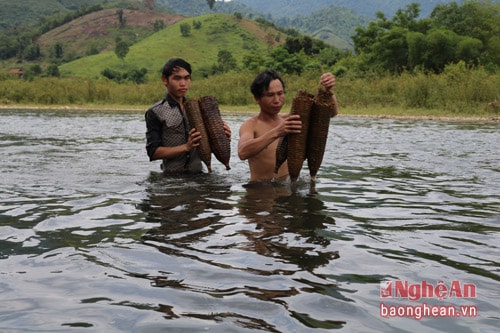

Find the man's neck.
xmin=166 ymin=93 xmax=184 ymax=108
xmin=258 ymin=110 xmax=281 ymax=122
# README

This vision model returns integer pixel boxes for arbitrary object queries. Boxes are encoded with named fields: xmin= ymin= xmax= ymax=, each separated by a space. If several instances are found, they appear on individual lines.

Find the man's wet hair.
xmin=162 ymin=58 xmax=192 ymax=78
xmin=250 ymin=69 xmax=286 ymax=98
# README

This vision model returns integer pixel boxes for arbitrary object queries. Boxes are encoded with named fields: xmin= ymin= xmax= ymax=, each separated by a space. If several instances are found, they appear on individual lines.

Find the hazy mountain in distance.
xmin=233 ymin=0 xmax=490 ymax=18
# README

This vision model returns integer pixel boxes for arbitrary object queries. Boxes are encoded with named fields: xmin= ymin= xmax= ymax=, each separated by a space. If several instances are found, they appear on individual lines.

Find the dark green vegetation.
xmin=350 ymin=2 xmax=500 ymax=74
xmin=0 ymin=0 xmax=107 ymax=28
xmin=0 ymin=0 xmax=499 ymax=118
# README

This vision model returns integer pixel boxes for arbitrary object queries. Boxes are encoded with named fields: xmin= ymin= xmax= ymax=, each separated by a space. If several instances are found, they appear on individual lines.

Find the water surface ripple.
xmin=0 ymin=109 xmax=498 ymax=332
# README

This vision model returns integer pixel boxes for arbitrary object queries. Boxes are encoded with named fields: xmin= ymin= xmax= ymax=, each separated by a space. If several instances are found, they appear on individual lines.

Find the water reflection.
xmin=238 ymin=181 xmax=339 ymax=272
xmin=141 ymin=171 xmax=233 ymax=230
xmin=141 ymin=175 xmax=340 ymax=273
xmin=139 ymin=174 xmax=345 ymax=329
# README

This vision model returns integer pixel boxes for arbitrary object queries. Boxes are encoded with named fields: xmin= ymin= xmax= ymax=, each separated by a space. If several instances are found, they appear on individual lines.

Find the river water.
xmin=0 ymin=109 xmax=498 ymax=332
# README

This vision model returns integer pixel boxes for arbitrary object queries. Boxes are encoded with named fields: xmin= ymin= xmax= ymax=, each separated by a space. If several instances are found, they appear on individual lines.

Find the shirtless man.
xmin=238 ymin=69 xmax=337 ymax=182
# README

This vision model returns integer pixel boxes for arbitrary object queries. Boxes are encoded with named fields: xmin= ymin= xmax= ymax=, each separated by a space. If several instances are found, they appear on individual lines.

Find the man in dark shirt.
xmin=145 ymin=58 xmax=231 ymax=174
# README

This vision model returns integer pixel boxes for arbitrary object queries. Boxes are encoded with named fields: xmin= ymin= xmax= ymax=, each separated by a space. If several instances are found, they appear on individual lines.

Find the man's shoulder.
xmin=243 ymin=115 xmax=259 ymax=123
xmin=240 ymin=115 xmax=259 ymax=129
xmin=145 ymin=99 xmax=169 ymax=124
xmin=147 ymin=99 xmax=166 ymax=112
xmin=146 ymin=98 xmax=180 ymax=119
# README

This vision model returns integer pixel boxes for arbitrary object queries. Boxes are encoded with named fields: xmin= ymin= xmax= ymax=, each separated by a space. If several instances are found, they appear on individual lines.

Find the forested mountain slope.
xmin=274 ymin=6 xmax=369 ymax=49
xmin=0 ymin=0 xmax=113 ymax=28
xmin=4 ymin=0 xmax=495 ymax=50
xmin=154 ymin=0 xmax=500 ymax=49
xmin=57 ymin=13 xmax=285 ymax=78
xmin=234 ymin=0 xmax=469 ymax=18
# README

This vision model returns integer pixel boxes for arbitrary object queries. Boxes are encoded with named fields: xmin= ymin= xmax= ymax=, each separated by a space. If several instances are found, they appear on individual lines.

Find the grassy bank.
xmin=1 ymin=65 xmax=498 ymax=120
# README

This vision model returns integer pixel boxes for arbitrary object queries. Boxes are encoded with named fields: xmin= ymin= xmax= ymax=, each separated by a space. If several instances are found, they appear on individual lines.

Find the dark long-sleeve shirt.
xmin=145 ymin=93 xmax=202 ymax=174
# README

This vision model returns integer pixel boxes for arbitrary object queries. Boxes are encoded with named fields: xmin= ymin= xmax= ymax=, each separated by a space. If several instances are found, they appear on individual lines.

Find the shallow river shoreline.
xmin=1 ymin=104 xmax=498 ymax=122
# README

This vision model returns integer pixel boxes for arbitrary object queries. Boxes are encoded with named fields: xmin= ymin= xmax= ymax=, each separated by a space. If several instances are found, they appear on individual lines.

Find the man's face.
xmin=162 ymin=67 xmax=191 ymax=100
xmin=256 ymin=79 xmax=286 ymax=114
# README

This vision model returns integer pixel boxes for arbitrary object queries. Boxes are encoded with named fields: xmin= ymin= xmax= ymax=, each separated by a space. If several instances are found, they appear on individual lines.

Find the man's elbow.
xmin=147 ymin=146 xmax=160 ymax=161
xmin=238 ymin=146 xmax=251 ymax=161
xmin=238 ymin=151 xmax=247 ymax=161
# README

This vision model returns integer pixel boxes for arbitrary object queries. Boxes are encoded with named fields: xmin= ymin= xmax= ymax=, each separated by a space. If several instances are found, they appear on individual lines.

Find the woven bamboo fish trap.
xmin=287 ymin=90 xmax=314 ymax=182
xmin=274 ymin=134 xmax=288 ymax=175
xmin=198 ymin=95 xmax=231 ymax=170
xmin=185 ymin=98 xmax=212 ymax=172
xmin=307 ymin=88 xmax=334 ymax=181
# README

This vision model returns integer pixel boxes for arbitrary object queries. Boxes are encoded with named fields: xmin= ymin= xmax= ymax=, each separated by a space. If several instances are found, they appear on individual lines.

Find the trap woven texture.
xmin=185 ymin=98 xmax=212 ymax=172
xmin=307 ymin=88 xmax=334 ymax=180
xmin=287 ymin=90 xmax=314 ymax=182
xmin=274 ymin=134 xmax=288 ymax=175
xmin=198 ymin=96 xmax=231 ymax=170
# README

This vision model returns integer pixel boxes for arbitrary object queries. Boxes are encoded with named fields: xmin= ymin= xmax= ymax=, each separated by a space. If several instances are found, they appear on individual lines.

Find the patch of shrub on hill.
xmin=101 ymin=67 xmax=148 ymax=84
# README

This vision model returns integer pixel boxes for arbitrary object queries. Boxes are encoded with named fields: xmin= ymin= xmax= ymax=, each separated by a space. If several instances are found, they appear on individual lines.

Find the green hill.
xmin=59 ymin=13 xmax=285 ymax=78
xmin=37 ymin=8 xmax=185 ymax=61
